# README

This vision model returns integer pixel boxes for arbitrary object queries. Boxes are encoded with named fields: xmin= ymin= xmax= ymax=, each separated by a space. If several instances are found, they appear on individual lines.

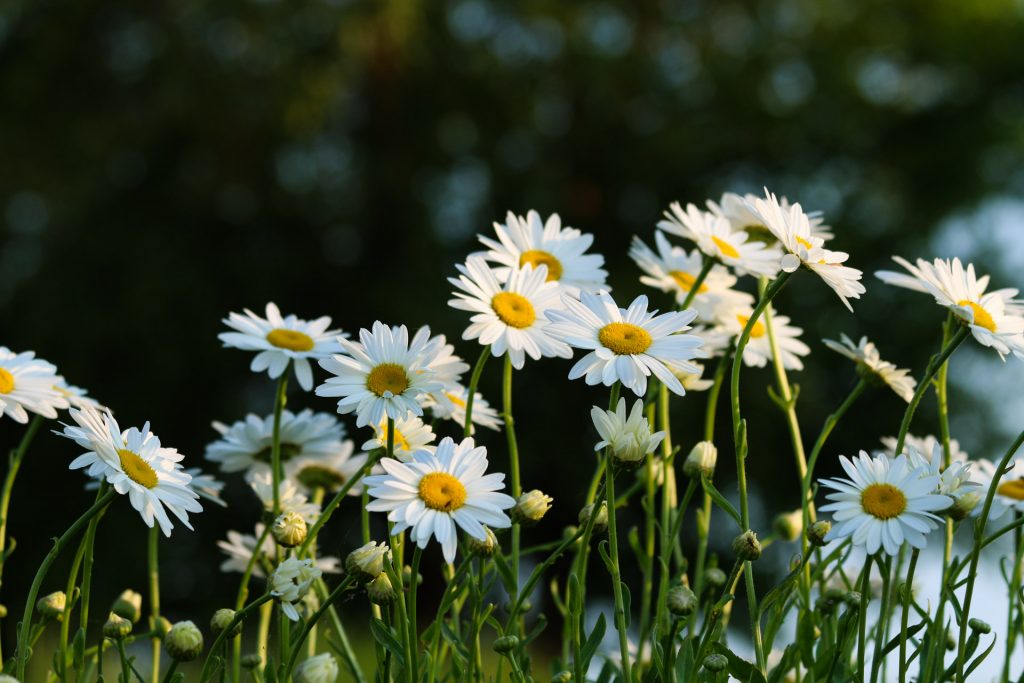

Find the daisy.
xmin=708 ymin=191 xmax=832 ymax=242
xmin=591 ymin=398 xmax=665 ymax=466
xmin=823 ymin=334 xmax=916 ymax=402
xmin=290 ymin=442 xmax=369 ymax=495
xmin=362 ymin=415 xmax=437 ymax=460
xmin=716 ymin=304 xmax=809 ymax=370
xmin=184 ymin=468 xmax=228 ymax=507
xmin=363 ymin=436 xmax=516 ymax=563
xmin=247 ymin=471 xmax=321 ymax=523
xmin=298 ymin=653 xmax=339 ymax=683
xmin=656 ymin=202 xmax=782 ymax=278
xmin=0 ymin=347 xmax=69 ymax=423
xmin=423 ymin=383 xmax=503 ymax=434
xmin=671 ymin=361 xmax=715 ymax=392
xmin=477 ymin=210 xmax=608 ymax=295
xmin=270 ymin=557 xmax=322 ymax=621
xmin=746 ymin=190 xmax=865 ymax=310
xmin=819 ymin=451 xmax=951 ymax=556
xmin=204 ymin=410 xmax=346 ymax=476
xmin=879 ymin=434 xmax=968 ymax=463
xmin=420 ymin=330 xmax=470 ymax=386
xmin=628 ymin=233 xmax=755 ymax=322
xmin=316 ymin=322 xmax=443 ymax=428
xmin=217 ymin=524 xmax=340 ymax=577
xmin=544 ymin=290 xmax=703 ymax=397
xmin=53 ymin=377 xmax=102 ymax=411
xmin=57 ymin=406 xmax=202 ymax=536
xmin=219 ymin=303 xmax=345 ymax=391
xmin=448 ymin=256 xmax=572 ymax=369
xmin=971 ymin=458 xmax=1024 ymax=521
xmin=875 ymin=256 xmax=1024 ymax=359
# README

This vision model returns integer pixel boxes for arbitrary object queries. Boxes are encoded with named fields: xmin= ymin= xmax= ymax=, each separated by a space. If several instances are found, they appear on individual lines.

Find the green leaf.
xmin=370 ymin=617 xmax=405 ymax=667
xmin=710 ymin=643 xmax=766 ymax=683
xmin=758 ymin=556 xmax=804 ymax=617
xmin=621 ymin=582 xmax=632 ymax=629
xmin=523 ymin=614 xmax=549 ymax=646
xmin=493 ymin=554 xmax=517 ymax=594
xmin=629 ymin=526 xmax=651 ymax=573
xmin=879 ymin=621 xmax=926 ymax=657
xmin=580 ymin=613 xmax=607 ymax=667
xmin=568 ymin=573 xmax=583 ymax=616
xmin=965 ymin=636 xmax=997 ymax=679
xmin=597 ymin=540 xmax=614 ymax=574
xmin=702 ymin=476 xmax=741 ymax=528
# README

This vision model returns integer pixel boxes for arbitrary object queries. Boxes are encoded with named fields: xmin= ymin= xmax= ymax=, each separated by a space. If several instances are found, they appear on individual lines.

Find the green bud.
xmin=773 ymin=510 xmax=803 ymax=542
xmin=37 ymin=591 xmax=66 ymax=621
xmin=949 ymin=492 xmax=981 ymax=521
xmin=402 ymin=565 xmax=423 ymax=589
xmin=467 ymin=527 xmax=499 ymax=557
xmin=968 ymin=618 xmax=992 ymax=634
xmin=367 ymin=573 xmax=396 ymax=605
xmin=241 ymin=654 xmax=263 ymax=670
xmin=210 ymin=608 xmax=241 ymax=638
xmin=0 ymin=604 xmax=7 ymax=618
xmin=165 ymin=620 xmax=204 ymax=661
xmin=103 ymin=612 xmax=132 ymax=640
xmin=155 ymin=616 xmax=172 ymax=638
xmin=111 ymin=589 xmax=143 ymax=623
xmin=345 ymin=542 xmax=390 ymax=583
xmin=732 ymin=530 xmax=762 ymax=562
xmin=551 ymin=672 xmax=573 ymax=683
xmin=492 ymin=635 xmax=519 ymax=654
xmin=704 ymin=567 xmax=727 ymax=589
xmin=683 ymin=441 xmax=717 ymax=478
xmin=666 ymin=585 xmax=697 ymax=617
xmin=703 ymin=654 xmax=728 ymax=672
xmin=807 ymin=520 xmax=832 ymax=547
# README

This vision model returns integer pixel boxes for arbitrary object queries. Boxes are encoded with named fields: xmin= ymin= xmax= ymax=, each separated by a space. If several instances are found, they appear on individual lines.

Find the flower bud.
xmin=666 ymin=585 xmax=697 ymax=617
xmin=467 ymin=527 xmax=499 ymax=557
xmin=0 ymin=675 xmax=19 ymax=683
xmin=298 ymin=653 xmax=340 ymax=683
xmin=346 ymin=542 xmax=390 ymax=583
xmin=155 ymin=616 xmax=172 ymax=638
xmin=210 ymin=608 xmax=241 ymax=638
xmin=111 ymin=589 xmax=143 ymax=623
xmin=103 ymin=612 xmax=132 ymax=640
xmin=578 ymin=503 xmax=608 ymax=534
xmin=704 ymin=567 xmax=727 ymax=589
xmin=949 ymin=491 xmax=981 ymax=521
xmin=367 ymin=573 xmax=396 ymax=605
xmin=512 ymin=490 xmax=553 ymax=526
xmin=683 ymin=441 xmax=717 ymax=478
xmin=844 ymin=591 xmax=862 ymax=607
xmin=816 ymin=588 xmax=845 ymax=615
xmin=732 ymin=530 xmax=762 ymax=562
xmin=562 ymin=525 xmax=583 ymax=550
xmin=272 ymin=511 xmax=308 ymax=548
xmin=37 ymin=591 xmax=66 ymax=621
xmin=241 ymin=654 xmax=263 ymax=670
xmin=773 ymin=510 xmax=803 ymax=542
xmin=504 ymin=599 xmax=532 ymax=613
xmin=969 ymin=618 xmax=992 ymax=634
xmin=0 ymin=604 xmax=7 ymax=618
xmin=402 ymin=566 xmax=422 ymax=589
xmin=807 ymin=520 xmax=832 ymax=547
xmin=703 ymin=654 xmax=728 ymax=672
xmin=551 ymin=671 xmax=572 ymax=683
xmin=165 ymin=620 xmax=204 ymax=661
xmin=492 ymin=635 xmax=519 ymax=654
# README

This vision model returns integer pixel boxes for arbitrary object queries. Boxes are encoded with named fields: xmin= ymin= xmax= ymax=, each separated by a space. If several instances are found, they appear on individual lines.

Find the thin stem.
xmin=1004 ymin=513 xmax=1024 ymax=681
xmin=233 ymin=523 xmax=273 ymax=679
xmin=463 ymin=345 xmax=491 ymax=438
xmin=857 ymin=555 xmax=874 ymax=683
xmin=270 ymin=370 xmax=290 ymax=516
xmin=283 ymin=576 xmax=355 ymax=678
xmin=149 ymin=525 xmax=162 ymax=683
xmin=502 ymin=354 xmax=523 ymax=637
xmin=199 ymin=593 xmax=274 ymax=683
xmin=117 ymin=638 xmax=132 ymax=683
xmin=408 ymin=545 xmax=422 ymax=682
xmin=870 ymin=556 xmax=892 ymax=683
xmin=605 ymin=460 xmax=633 ymax=683
xmin=160 ymin=660 xmax=180 ymax=683
xmin=298 ymin=455 xmax=378 ymax=556
xmin=679 ymin=256 xmax=716 ymax=311
xmin=898 ymin=549 xmax=918 ymax=683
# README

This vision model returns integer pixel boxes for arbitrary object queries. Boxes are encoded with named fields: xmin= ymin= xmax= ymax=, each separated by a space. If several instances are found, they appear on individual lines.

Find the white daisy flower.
xmin=657 ymin=202 xmax=782 ymax=278
xmin=219 ymin=303 xmax=345 ymax=391
xmin=708 ymin=191 xmax=832 ymax=241
xmin=205 ymin=409 xmax=346 ymax=476
xmin=671 ymin=361 xmax=715 ymax=392
xmin=0 ymin=347 xmax=69 ymax=423
xmin=184 ymin=468 xmax=227 ymax=507
xmin=270 ymin=557 xmax=322 ymax=621
xmin=247 ymin=471 xmax=321 ymax=523
xmin=716 ymin=304 xmax=809 ymax=370
xmin=591 ymin=398 xmax=665 ymax=466
xmin=477 ymin=210 xmax=608 ymax=295
xmin=971 ymin=458 xmax=1024 ymax=521
xmin=424 ymin=383 xmax=503 ymax=434
xmin=879 ymin=434 xmax=968 ymax=463
xmin=298 ymin=653 xmax=339 ymax=683
xmin=289 ymin=441 xmax=369 ymax=495
xmin=217 ymin=524 xmax=340 ymax=577
xmin=362 ymin=415 xmax=437 ymax=461
xmin=53 ymin=377 xmax=102 ymax=411
xmin=746 ymin=190 xmax=865 ymax=311
xmin=316 ymin=322 xmax=443 ymax=428
xmin=363 ymin=436 xmax=516 ymax=563
xmin=819 ymin=451 xmax=951 ymax=556
xmin=57 ymin=406 xmax=202 ymax=536
xmin=544 ymin=290 xmax=703 ymax=397
xmin=883 ymin=440 xmax=978 ymax=504
xmin=823 ymin=334 xmax=917 ymax=402
xmin=876 ymin=256 xmax=1024 ymax=359
xmin=448 ymin=256 xmax=572 ymax=369
xmin=628 ymin=233 xmax=755 ymax=322
xmin=421 ymin=331 xmax=470 ymax=386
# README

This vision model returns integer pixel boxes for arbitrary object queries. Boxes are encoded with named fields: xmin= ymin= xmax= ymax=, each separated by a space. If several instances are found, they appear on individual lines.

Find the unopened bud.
xmin=808 ymin=520 xmax=832 ymax=547
xmin=732 ymin=530 xmax=762 ymax=561
xmin=103 ymin=612 xmax=132 ymax=640
xmin=950 ymin=492 xmax=981 ymax=521
xmin=402 ymin=566 xmax=422 ymax=589
xmin=705 ymin=567 xmax=727 ymax=589
xmin=578 ymin=503 xmax=608 ymax=534
xmin=492 ymin=635 xmax=519 ymax=654
xmin=155 ymin=616 xmax=172 ymax=638
xmin=666 ymin=585 xmax=697 ymax=617
xmin=367 ymin=573 xmax=396 ymax=605
xmin=272 ymin=511 xmax=307 ymax=548
xmin=551 ymin=671 xmax=573 ymax=683
xmin=298 ymin=653 xmax=339 ymax=683
xmin=683 ymin=441 xmax=717 ymax=478
xmin=703 ymin=654 xmax=728 ymax=672
xmin=467 ymin=527 xmax=499 ymax=557
xmin=346 ymin=542 xmax=390 ymax=583
xmin=562 ymin=525 xmax=583 ymax=550
xmin=111 ymin=589 xmax=143 ymax=623
xmin=512 ymin=490 xmax=553 ymax=526
xmin=165 ymin=621 xmax=204 ymax=661
xmin=844 ymin=591 xmax=862 ymax=607
xmin=241 ymin=654 xmax=263 ymax=670
xmin=210 ymin=608 xmax=240 ymax=638
xmin=37 ymin=591 xmax=66 ymax=621
xmin=773 ymin=510 xmax=803 ymax=542
xmin=969 ymin=618 xmax=991 ymax=634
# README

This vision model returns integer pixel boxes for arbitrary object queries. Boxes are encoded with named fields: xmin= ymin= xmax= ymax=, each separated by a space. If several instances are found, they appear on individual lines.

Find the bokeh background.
xmin=3 ymin=0 xmax=1024 ymax=676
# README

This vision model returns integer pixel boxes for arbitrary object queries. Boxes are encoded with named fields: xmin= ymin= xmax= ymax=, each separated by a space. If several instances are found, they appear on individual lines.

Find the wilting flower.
xmin=591 ymin=398 xmax=665 ymax=467
xmin=657 ymin=202 xmax=782 ymax=278
xmin=824 ymin=334 xmax=916 ymax=402
xmin=0 ymin=347 xmax=69 ymax=423
xmin=270 ymin=557 xmax=322 ymax=621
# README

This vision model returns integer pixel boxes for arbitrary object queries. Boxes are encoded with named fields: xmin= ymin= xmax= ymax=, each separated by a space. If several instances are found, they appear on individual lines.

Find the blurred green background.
xmin=3 ymin=0 xmax=1024 ymax=671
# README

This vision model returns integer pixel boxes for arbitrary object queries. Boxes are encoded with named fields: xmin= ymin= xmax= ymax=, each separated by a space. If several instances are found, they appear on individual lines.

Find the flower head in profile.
xmin=298 ymin=653 xmax=339 ymax=683
xmin=363 ymin=436 xmax=515 ymax=563
xmin=270 ymin=557 xmax=322 ymax=621
xmin=289 ymin=443 xmax=369 ymax=496
xmin=657 ymin=202 xmax=781 ymax=278
xmin=316 ymin=322 xmax=442 ymax=427
xmin=204 ymin=409 xmax=346 ymax=476
xmin=53 ymin=377 xmax=102 ymax=411
xmin=423 ymin=383 xmax=502 ymax=434
xmin=247 ymin=471 xmax=321 ymax=523
xmin=717 ymin=304 xmax=809 ymax=370
xmin=448 ymin=256 xmax=572 ymax=369
xmin=544 ymin=290 xmax=703 ymax=397
xmin=972 ymin=458 xmax=1024 ymax=521
xmin=219 ymin=303 xmax=345 ymax=391
xmin=876 ymin=256 xmax=1024 ymax=359
xmin=819 ymin=451 xmax=951 ymax=555
xmin=628 ymin=233 xmax=755 ymax=322
xmin=477 ymin=210 xmax=608 ymax=295
xmin=0 ymin=347 xmax=69 ymax=423
xmin=591 ymin=398 xmax=665 ymax=467
xmin=708 ymin=191 xmax=832 ymax=242
xmin=217 ymin=524 xmax=340 ymax=577
xmin=747 ymin=190 xmax=865 ymax=310
xmin=824 ymin=335 xmax=916 ymax=402
xmin=184 ymin=468 xmax=227 ymax=507
xmin=58 ymin=406 xmax=202 ymax=536
xmin=362 ymin=415 xmax=437 ymax=461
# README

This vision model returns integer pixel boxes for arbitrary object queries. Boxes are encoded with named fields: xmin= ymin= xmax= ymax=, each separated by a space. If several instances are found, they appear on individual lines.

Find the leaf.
xmin=709 ymin=643 xmax=767 ymax=683
xmin=629 ymin=526 xmax=651 ymax=573
xmin=493 ymin=554 xmax=517 ymax=594
xmin=597 ymin=540 xmax=614 ymax=575
xmin=758 ymin=556 xmax=804 ymax=616
xmin=580 ymin=613 xmax=607 ymax=667
xmin=568 ymin=573 xmax=583 ymax=616
xmin=879 ymin=621 xmax=926 ymax=657
xmin=965 ymin=637 xmax=997 ymax=679
xmin=621 ymin=582 xmax=632 ymax=629
xmin=702 ymin=476 xmax=742 ymax=528
xmin=523 ymin=614 xmax=549 ymax=646
xmin=370 ymin=618 xmax=405 ymax=668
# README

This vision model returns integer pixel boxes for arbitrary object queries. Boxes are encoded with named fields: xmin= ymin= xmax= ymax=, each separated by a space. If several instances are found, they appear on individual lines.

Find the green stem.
xmin=680 ymin=256 xmax=716 ymax=311
xmin=117 ymin=638 xmax=132 ymax=682
xmin=504 ymin=526 xmax=586 ymax=631
xmin=870 ymin=556 xmax=892 ymax=683
xmin=297 ymin=455 xmax=379 ymax=557
xmin=160 ymin=660 xmax=180 ymax=683
xmin=149 ymin=525 xmax=162 ymax=683
xmin=1004 ymin=513 xmax=1024 ymax=681
xmin=200 ymin=593 xmax=274 ymax=683
xmin=605 ymin=459 xmax=633 ymax=683
xmin=408 ymin=545 xmax=422 ymax=682
xmin=857 ymin=555 xmax=874 ymax=683
xmin=502 ymin=354 xmax=523 ymax=637
xmin=898 ymin=549 xmax=919 ymax=683
xmin=283 ymin=576 xmax=355 ymax=678
xmin=16 ymin=490 xmax=116 ymax=680
xmin=233 ymin=523 xmax=273 ymax=679
xmin=463 ymin=345 xmax=491 ymax=437
xmin=270 ymin=370 xmax=289 ymax=516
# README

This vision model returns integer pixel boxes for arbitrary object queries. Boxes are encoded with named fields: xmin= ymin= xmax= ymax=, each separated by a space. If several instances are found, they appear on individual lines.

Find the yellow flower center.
xmin=736 ymin=314 xmax=766 ymax=338
xmin=997 ymin=479 xmax=1024 ymax=501
xmin=711 ymin=236 xmax=739 ymax=259
xmin=860 ymin=483 xmax=907 ymax=520
xmin=668 ymin=270 xmax=709 ymax=294
xmin=598 ymin=322 xmax=653 ymax=355
xmin=265 ymin=328 xmax=315 ymax=352
xmin=446 ymin=392 xmax=467 ymax=408
xmin=117 ymin=449 xmax=159 ymax=489
xmin=366 ymin=363 xmax=410 ymax=397
xmin=0 ymin=368 xmax=14 ymax=394
xmin=393 ymin=427 xmax=411 ymax=452
xmin=957 ymin=300 xmax=996 ymax=333
xmin=491 ymin=292 xmax=536 ymax=329
xmin=795 ymin=236 xmax=814 ymax=250
xmin=519 ymin=250 xmax=563 ymax=281
xmin=418 ymin=472 xmax=468 ymax=512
